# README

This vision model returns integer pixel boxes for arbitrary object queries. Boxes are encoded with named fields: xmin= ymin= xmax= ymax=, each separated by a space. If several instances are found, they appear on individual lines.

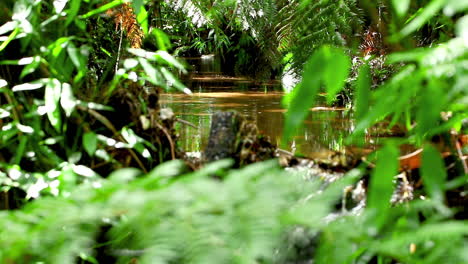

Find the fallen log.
xmin=204 ymin=111 xmax=276 ymax=166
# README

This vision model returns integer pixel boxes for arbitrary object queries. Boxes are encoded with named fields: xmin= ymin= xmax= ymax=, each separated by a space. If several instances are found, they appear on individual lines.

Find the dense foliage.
xmin=0 ymin=0 xmax=467 ymax=263
xmin=156 ymin=0 xmax=363 ymax=78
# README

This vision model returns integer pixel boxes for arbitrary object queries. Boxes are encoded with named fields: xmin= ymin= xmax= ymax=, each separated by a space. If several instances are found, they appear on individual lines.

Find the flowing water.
xmin=160 ymin=56 xmax=387 ymax=159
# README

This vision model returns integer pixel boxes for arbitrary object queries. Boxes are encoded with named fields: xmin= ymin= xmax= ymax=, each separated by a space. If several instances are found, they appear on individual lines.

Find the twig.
xmin=3 ymin=90 xmax=20 ymax=122
xmin=115 ymin=18 xmax=124 ymax=75
xmin=276 ymin=148 xmax=294 ymax=156
xmin=176 ymin=118 xmax=198 ymax=129
xmin=156 ymin=123 xmax=176 ymax=160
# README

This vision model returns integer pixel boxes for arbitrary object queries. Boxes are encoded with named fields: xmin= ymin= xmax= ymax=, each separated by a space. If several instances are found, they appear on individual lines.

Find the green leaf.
xmin=155 ymin=51 xmax=186 ymax=72
xmin=354 ymin=64 xmax=371 ymax=121
xmin=416 ymin=80 xmax=445 ymax=138
xmin=13 ymin=136 xmax=28 ymax=165
xmin=108 ymin=168 xmax=142 ymax=184
xmin=44 ymin=79 xmax=62 ymax=132
xmin=322 ymin=47 xmax=350 ymax=104
xmin=367 ymin=143 xmax=399 ymax=229
xmin=392 ymin=0 xmax=410 ymax=18
xmin=20 ymin=56 xmax=41 ymax=79
xmin=58 ymin=165 xmax=78 ymax=193
xmin=136 ymin=160 xmax=188 ymax=189
xmin=121 ymin=127 xmax=138 ymax=146
xmin=67 ymin=42 xmax=88 ymax=82
xmin=50 ymin=37 xmax=69 ymax=58
xmin=421 ymin=144 xmax=447 ymax=202
xmin=0 ymin=27 xmax=19 ymax=52
xmin=65 ymin=0 xmax=81 ymax=26
xmin=138 ymin=57 xmax=161 ymax=86
xmin=160 ymin=67 xmax=189 ymax=92
xmin=148 ymin=160 xmax=188 ymax=179
xmin=80 ymin=0 xmax=125 ymax=19
xmin=394 ymin=0 xmax=445 ymax=41
xmin=283 ymin=48 xmax=324 ymax=142
xmin=352 ymin=65 xmax=415 ymax=134
xmin=134 ymin=2 xmax=148 ymax=35
xmin=152 ymin=28 xmax=172 ymax=51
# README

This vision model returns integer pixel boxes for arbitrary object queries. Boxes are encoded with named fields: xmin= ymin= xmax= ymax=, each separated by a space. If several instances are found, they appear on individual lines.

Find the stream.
xmin=160 ymin=56 xmax=383 ymax=159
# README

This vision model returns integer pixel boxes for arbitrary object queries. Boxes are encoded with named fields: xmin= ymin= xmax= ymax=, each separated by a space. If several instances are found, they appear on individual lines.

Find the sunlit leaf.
xmin=16 ymin=123 xmax=34 ymax=134
xmin=155 ymin=51 xmax=186 ymax=72
xmin=421 ymin=144 xmax=447 ymax=202
xmin=26 ymin=177 xmax=48 ymax=199
xmin=128 ymin=48 xmax=156 ymax=59
xmin=72 ymin=165 xmax=98 ymax=178
xmin=123 ymin=58 xmax=139 ymax=69
xmin=0 ymin=108 xmax=10 ymax=119
xmin=53 ymin=0 xmax=69 ymax=14
xmin=76 ymin=101 xmax=113 ymax=111
xmin=160 ymin=67 xmax=189 ymax=92
xmin=444 ymin=0 xmax=468 ymax=16
xmin=0 ymin=79 xmax=7 ymax=88
xmin=60 ymin=83 xmax=76 ymax=117
xmin=44 ymin=79 xmax=62 ymax=132
xmin=138 ymin=57 xmax=161 ymax=86
xmin=456 ymin=15 xmax=468 ymax=45
xmin=392 ymin=0 xmax=410 ymax=18
xmin=367 ymin=143 xmax=399 ymax=229
xmin=43 ymin=137 xmax=61 ymax=145
xmin=79 ymin=253 xmax=99 ymax=264
xmin=0 ymin=21 xmax=18 ymax=35
xmin=121 ymin=127 xmax=138 ymax=146
xmin=67 ymin=42 xmax=88 ymax=82
xmin=20 ymin=56 xmax=41 ymax=79
xmin=12 ymin=79 xmax=49 ymax=91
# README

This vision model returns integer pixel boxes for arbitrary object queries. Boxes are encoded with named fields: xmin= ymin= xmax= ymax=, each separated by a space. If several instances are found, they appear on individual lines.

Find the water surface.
xmin=160 ymin=56 xmax=380 ymax=158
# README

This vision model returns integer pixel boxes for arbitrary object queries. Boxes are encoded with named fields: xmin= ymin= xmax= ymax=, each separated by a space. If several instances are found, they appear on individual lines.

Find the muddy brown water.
xmin=160 ymin=56 xmax=395 ymax=159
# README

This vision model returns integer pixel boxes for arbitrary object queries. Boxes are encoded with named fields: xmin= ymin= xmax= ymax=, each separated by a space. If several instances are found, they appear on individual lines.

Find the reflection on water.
xmin=160 ymin=56 xmax=376 ymax=158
